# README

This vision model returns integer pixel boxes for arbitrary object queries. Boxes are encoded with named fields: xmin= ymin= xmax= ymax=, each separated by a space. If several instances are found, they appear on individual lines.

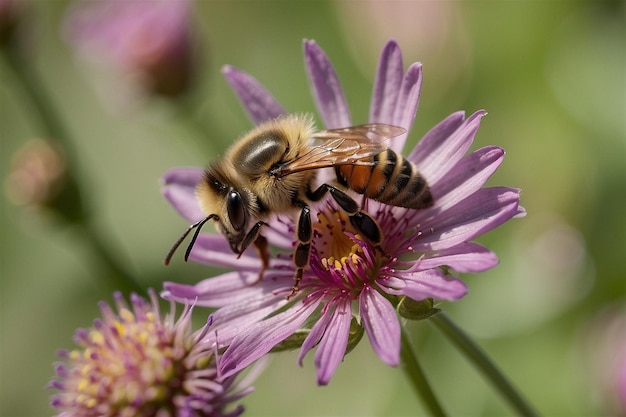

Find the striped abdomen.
xmin=335 ymin=149 xmax=433 ymax=210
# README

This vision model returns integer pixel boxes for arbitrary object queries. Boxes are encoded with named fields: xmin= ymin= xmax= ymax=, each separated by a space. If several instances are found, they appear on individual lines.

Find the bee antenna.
xmin=163 ymin=215 xmax=217 ymax=266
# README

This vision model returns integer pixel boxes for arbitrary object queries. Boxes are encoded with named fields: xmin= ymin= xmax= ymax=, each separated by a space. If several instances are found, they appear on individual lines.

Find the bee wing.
xmin=271 ymin=124 xmax=406 ymax=177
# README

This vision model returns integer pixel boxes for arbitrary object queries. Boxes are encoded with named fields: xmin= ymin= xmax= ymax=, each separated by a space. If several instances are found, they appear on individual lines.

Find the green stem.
xmin=430 ymin=313 xmax=540 ymax=417
xmin=400 ymin=326 xmax=447 ymax=417
xmin=171 ymin=93 xmax=230 ymax=154
xmin=77 ymin=223 xmax=143 ymax=294
xmin=1 ymin=46 xmax=79 ymax=164
xmin=1 ymin=46 xmax=142 ymax=294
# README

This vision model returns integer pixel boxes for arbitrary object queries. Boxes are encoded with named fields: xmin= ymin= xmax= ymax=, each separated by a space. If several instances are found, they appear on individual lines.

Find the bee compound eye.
xmin=227 ymin=190 xmax=246 ymax=231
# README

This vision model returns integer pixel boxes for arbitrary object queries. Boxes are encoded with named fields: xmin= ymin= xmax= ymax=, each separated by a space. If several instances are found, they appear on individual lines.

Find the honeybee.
xmin=165 ymin=113 xmax=433 ymax=295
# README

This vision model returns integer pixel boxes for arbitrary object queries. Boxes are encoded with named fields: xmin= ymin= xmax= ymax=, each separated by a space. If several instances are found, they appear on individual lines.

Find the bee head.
xmin=196 ymin=166 xmax=256 ymax=254
xmin=219 ymin=188 xmax=249 ymax=253
xmin=164 ymin=180 xmax=254 ymax=266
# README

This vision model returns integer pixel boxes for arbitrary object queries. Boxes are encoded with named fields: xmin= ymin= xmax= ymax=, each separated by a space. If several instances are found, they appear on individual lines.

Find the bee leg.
xmin=288 ymin=204 xmax=312 ymax=299
xmin=308 ymin=183 xmax=382 ymax=244
xmin=238 ymin=221 xmax=268 ymax=281
xmin=252 ymin=234 xmax=270 ymax=282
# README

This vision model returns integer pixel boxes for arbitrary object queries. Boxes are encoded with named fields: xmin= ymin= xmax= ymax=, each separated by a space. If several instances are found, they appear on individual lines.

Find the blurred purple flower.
xmin=63 ymin=0 xmax=197 ymax=97
xmin=49 ymin=290 xmax=259 ymax=417
xmin=161 ymin=40 xmax=524 ymax=385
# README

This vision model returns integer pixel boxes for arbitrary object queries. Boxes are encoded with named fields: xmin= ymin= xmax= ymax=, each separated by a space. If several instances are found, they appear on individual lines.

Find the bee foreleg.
xmin=238 ymin=221 xmax=269 ymax=282
xmin=307 ymin=183 xmax=382 ymax=244
xmin=238 ymin=220 xmax=267 ymax=258
xmin=288 ymin=204 xmax=312 ymax=299
xmin=252 ymin=234 xmax=270 ymax=282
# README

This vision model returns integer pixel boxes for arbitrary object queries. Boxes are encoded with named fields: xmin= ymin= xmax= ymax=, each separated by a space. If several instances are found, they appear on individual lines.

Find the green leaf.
xmin=397 ymin=297 xmax=441 ymax=320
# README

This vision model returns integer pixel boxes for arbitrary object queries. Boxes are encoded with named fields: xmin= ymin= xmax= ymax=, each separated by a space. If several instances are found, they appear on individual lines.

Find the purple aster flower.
xmin=161 ymin=40 xmax=524 ymax=385
xmin=63 ymin=0 xmax=197 ymax=98
xmin=49 ymin=290 xmax=260 ymax=416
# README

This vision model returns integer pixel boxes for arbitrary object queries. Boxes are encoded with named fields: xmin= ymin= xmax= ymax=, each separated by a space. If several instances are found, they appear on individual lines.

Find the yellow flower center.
xmin=66 ymin=307 xmax=180 ymax=412
xmin=314 ymin=207 xmax=363 ymax=271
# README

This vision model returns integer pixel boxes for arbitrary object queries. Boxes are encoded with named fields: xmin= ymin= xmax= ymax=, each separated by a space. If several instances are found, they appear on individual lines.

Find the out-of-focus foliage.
xmin=1 ymin=1 xmax=624 ymax=416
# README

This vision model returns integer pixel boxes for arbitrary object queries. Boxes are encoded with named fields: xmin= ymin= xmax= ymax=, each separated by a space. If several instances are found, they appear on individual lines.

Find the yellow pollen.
xmin=89 ymin=329 xmax=104 ymax=345
xmin=76 ymin=393 xmax=93 ymax=407
xmin=316 ymin=209 xmax=365 ymax=270
xmin=77 ymin=378 xmax=89 ymax=392
xmin=113 ymin=320 xmax=126 ymax=337
xmin=79 ymin=361 xmax=91 ymax=377
xmin=119 ymin=308 xmax=135 ymax=322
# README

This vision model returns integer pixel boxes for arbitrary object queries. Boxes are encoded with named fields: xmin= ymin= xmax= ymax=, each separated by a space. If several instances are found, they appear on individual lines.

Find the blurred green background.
xmin=1 ymin=0 xmax=625 ymax=416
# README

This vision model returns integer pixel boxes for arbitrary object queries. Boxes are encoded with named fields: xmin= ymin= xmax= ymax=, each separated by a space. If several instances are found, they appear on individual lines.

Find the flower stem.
xmin=1 ymin=45 xmax=142 ymax=294
xmin=430 ymin=313 xmax=540 ymax=417
xmin=1 ymin=46 xmax=79 ymax=165
xmin=400 ymin=326 xmax=447 ymax=417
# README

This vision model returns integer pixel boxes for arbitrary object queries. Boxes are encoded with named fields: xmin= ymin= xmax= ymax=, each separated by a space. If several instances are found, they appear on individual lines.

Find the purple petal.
xmin=208 ymin=292 xmax=293 ymax=346
xmin=222 ymin=65 xmax=285 ymax=125
xmin=416 ymin=187 xmax=521 ymax=251
xmin=314 ymin=297 xmax=352 ymax=385
xmin=304 ymin=40 xmax=351 ymax=129
xmin=161 ymin=166 xmax=205 ymax=222
xmin=389 ymin=62 xmax=423 ymax=152
xmin=192 ymin=232 xmax=295 ymax=270
xmin=387 ymin=269 xmax=468 ymax=301
xmin=162 ymin=166 xmax=204 ymax=187
xmin=297 ymin=305 xmax=333 ymax=366
xmin=369 ymin=40 xmax=403 ymax=125
xmin=411 ymin=242 xmax=499 ymax=273
xmin=163 ymin=268 xmax=292 ymax=307
xmin=360 ymin=286 xmax=400 ymax=366
xmin=188 ymin=234 xmax=264 ymax=270
xmin=410 ymin=110 xmax=486 ymax=184
xmin=162 ymin=281 xmax=202 ymax=300
xmin=431 ymin=146 xmax=505 ymax=210
xmin=263 ymin=216 xmax=297 ymax=249
xmin=219 ymin=297 xmax=323 ymax=378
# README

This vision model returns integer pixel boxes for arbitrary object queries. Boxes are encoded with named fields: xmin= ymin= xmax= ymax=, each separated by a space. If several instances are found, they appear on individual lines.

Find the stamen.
xmin=312 ymin=205 xmax=386 ymax=292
